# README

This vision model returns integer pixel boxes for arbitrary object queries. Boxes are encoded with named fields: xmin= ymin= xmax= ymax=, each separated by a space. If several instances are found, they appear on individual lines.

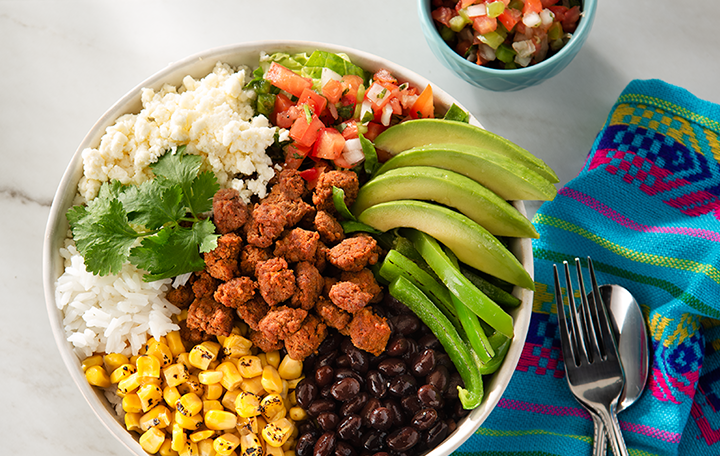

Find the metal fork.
xmin=554 ymin=257 xmax=628 ymax=456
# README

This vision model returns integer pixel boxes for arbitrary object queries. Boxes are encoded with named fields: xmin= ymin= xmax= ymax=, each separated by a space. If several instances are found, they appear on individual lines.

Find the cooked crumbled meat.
xmin=314 ymin=241 xmax=328 ymax=273
xmin=284 ymin=314 xmax=327 ymax=360
xmin=326 ymin=234 xmax=381 ymax=272
xmin=291 ymin=261 xmax=324 ymax=310
xmin=165 ymin=284 xmax=194 ymax=309
xmin=248 ymin=329 xmax=284 ymax=353
xmin=314 ymin=211 xmax=344 ymax=244
xmin=214 ymin=276 xmax=257 ymax=308
xmin=323 ymin=276 xmax=339 ymax=295
xmin=239 ymin=245 xmax=272 ymax=277
xmin=192 ymin=270 xmax=220 ymax=298
xmin=255 ymin=257 xmax=296 ymax=305
xmin=348 ymin=307 xmax=391 ymax=356
xmin=234 ymin=296 xmax=270 ymax=331
xmin=329 ymin=281 xmax=373 ymax=313
xmin=312 ymin=170 xmax=359 ymax=214
xmin=268 ymin=168 xmax=308 ymax=201
xmin=213 ymin=188 xmax=249 ymax=234
xmin=274 ymin=228 xmax=320 ymax=263
xmin=315 ymin=296 xmax=351 ymax=333
xmin=178 ymin=319 xmax=213 ymax=349
xmin=245 ymin=203 xmax=287 ymax=248
xmin=341 ymin=268 xmax=383 ymax=303
xmin=257 ymin=305 xmax=308 ymax=341
xmin=205 ymin=233 xmax=243 ymax=281
xmin=270 ymin=196 xmax=316 ymax=227
xmin=186 ymin=296 xmax=235 ymax=337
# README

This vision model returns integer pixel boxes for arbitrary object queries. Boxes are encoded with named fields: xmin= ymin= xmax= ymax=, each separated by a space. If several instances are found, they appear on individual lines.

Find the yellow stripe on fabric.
xmin=535 ymin=214 xmax=720 ymax=286
xmin=616 ymin=94 xmax=720 ymax=132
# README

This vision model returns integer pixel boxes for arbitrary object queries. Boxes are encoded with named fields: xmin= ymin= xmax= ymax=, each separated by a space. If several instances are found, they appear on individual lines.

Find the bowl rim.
xmin=417 ymin=0 xmax=598 ymax=76
xmin=42 ymin=40 xmax=534 ymax=456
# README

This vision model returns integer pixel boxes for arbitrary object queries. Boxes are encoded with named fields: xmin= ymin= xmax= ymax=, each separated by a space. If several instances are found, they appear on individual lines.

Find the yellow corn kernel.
xmin=138 ymin=383 xmax=164 ymax=412
xmin=222 ymin=389 xmax=242 ymax=410
xmin=205 ymin=383 xmax=224 ymax=401
xmin=222 ymin=334 xmax=253 ymax=358
xmin=217 ymin=361 xmax=243 ymax=391
xmin=235 ymin=391 xmax=262 ymax=418
xmin=141 ymin=405 xmax=172 ymax=431
xmin=137 ymin=354 xmax=162 ymax=378
xmin=261 ymin=366 xmax=283 ymax=394
xmin=125 ymin=412 xmax=142 ymax=432
xmin=197 ymin=439 xmax=216 ymax=456
xmin=265 ymin=351 xmax=281 ymax=369
xmin=236 ymin=356 xmax=262 ymax=378
xmin=189 ymin=341 xmax=222 ymax=370
xmin=240 ymin=432 xmax=263 ymax=456
xmin=283 ymin=451 xmax=296 ymax=456
xmin=130 ymin=354 xmax=140 ymax=365
xmin=85 ymin=365 xmax=111 ymax=388
xmin=240 ymin=377 xmax=266 ymax=396
xmin=286 ymin=377 xmax=303 ymax=390
xmin=179 ymin=440 xmax=200 ymax=456
xmin=287 ymin=391 xmax=297 ymax=407
xmin=262 ymin=418 xmax=293 ymax=448
xmin=159 ymin=438 xmax=178 ymax=456
xmin=260 ymin=394 xmax=285 ymax=422
xmin=175 ymin=410 xmax=203 ymax=431
xmin=104 ymin=353 xmax=130 ymax=373
xmin=141 ymin=376 xmax=163 ymax=388
xmin=205 ymin=410 xmax=238 ymax=431
xmin=256 ymin=353 xmax=267 ymax=367
xmin=177 ymin=309 xmax=188 ymax=322
xmin=81 ymin=354 xmax=104 ymax=372
xmin=179 ymin=375 xmax=205 ymax=397
xmin=122 ymin=393 xmax=143 ymax=414
xmin=277 ymin=356 xmax=302 ymax=380
xmin=176 ymin=353 xmax=193 ymax=370
xmin=140 ymin=426 xmax=166 ymax=454
xmin=172 ymin=423 xmax=187 ymax=452
xmin=190 ymin=429 xmax=216 ymax=443
xmin=236 ymin=416 xmax=259 ymax=435
xmin=203 ymin=400 xmax=223 ymax=414
xmin=198 ymin=370 xmax=224 ymax=385
xmin=265 ymin=443 xmax=284 ymax=456
xmin=148 ymin=340 xmax=175 ymax=367
xmin=164 ymin=363 xmax=191 ymax=388
xmin=214 ymin=433 xmax=241 ymax=455
xmin=177 ymin=393 xmax=204 ymax=417
xmin=110 ymin=363 xmax=137 ymax=384
xmin=166 ymin=331 xmax=186 ymax=357
xmin=164 ymin=386 xmax=183 ymax=410
xmin=288 ymin=407 xmax=307 ymax=422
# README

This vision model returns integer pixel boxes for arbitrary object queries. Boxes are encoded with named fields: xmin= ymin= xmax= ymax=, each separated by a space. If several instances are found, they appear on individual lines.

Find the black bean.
xmin=387 ymin=374 xmax=417 ymax=397
xmin=318 ymin=332 xmax=342 ymax=354
xmin=334 ymin=367 xmax=363 ymax=385
xmin=348 ymin=347 xmax=370 ymax=374
xmin=400 ymin=339 xmax=419 ymax=363
xmin=377 ymin=358 xmax=406 ymax=377
xmin=297 ymin=432 xmax=319 ymax=456
xmin=307 ymin=399 xmax=336 ymax=417
xmin=296 ymin=379 xmax=319 ymax=409
xmin=444 ymin=372 xmax=463 ymax=400
xmin=314 ymin=432 xmax=337 ymax=456
xmin=317 ymin=412 xmax=340 ymax=431
xmin=316 ymin=365 xmax=335 ymax=387
xmin=452 ymin=400 xmax=471 ymax=420
xmin=335 ymin=354 xmax=351 ymax=368
xmin=366 ymin=370 xmax=388 ymax=398
xmin=424 ymin=420 xmax=449 ymax=448
xmin=368 ymin=406 xmax=394 ymax=431
xmin=334 ymin=441 xmax=356 ymax=456
xmin=435 ymin=352 xmax=453 ymax=369
xmin=426 ymin=365 xmax=449 ymax=393
xmin=391 ymin=314 xmax=420 ymax=336
xmin=382 ymin=399 xmax=405 ymax=427
xmin=337 ymin=414 xmax=362 ymax=441
xmin=315 ymin=350 xmax=338 ymax=369
xmin=385 ymin=336 xmax=409 ymax=357
xmin=298 ymin=422 xmax=320 ymax=437
xmin=400 ymin=395 xmax=423 ymax=415
xmin=418 ymin=333 xmax=441 ymax=350
xmin=331 ymin=377 xmax=361 ymax=402
xmin=340 ymin=337 xmax=356 ymax=354
xmin=340 ymin=392 xmax=369 ymax=417
xmin=383 ymin=294 xmax=410 ymax=315
xmin=417 ymin=384 xmax=444 ymax=409
xmin=371 ymin=453 xmax=389 ymax=456
xmin=361 ymin=429 xmax=386 ymax=452
xmin=386 ymin=426 xmax=420 ymax=452
xmin=411 ymin=408 xmax=438 ymax=431
xmin=360 ymin=398 xmax=382 ymax=427
xmin=410 ymin=349 xmax=436 ymax=377
xmin=320 ymin=384 xmax=333 ymax=399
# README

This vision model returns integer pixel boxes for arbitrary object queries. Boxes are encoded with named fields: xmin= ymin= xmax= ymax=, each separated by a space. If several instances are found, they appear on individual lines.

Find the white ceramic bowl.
xmin=42 ymin=41 xmax=533 ymax=456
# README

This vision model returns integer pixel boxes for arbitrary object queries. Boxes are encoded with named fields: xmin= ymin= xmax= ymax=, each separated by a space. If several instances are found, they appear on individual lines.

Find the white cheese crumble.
xmin=78 ymin=61 xmax=288 ymax=203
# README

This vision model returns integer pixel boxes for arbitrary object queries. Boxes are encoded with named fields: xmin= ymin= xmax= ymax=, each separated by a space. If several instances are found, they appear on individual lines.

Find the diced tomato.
xmin=397 ymin=85 xmax=419 ymax=111
xmin=340 ymin=74 xmax=364 ymax=106
xmin=562 ymin=5 xmax=581 ymax=32
xmin=364 ymin=122 xmax=387 ymax=142
xmin=273 ymin=93 xmax=299 ymax=128
xmin=410 ymin=85 xmax=434 ymax=119
xmin=497 ymin=8 xmax=522 ymax=31
xmin=548 ymin=5 xmax=567 ymax=21
xmin=298 ymin=88 xmax=328 ymax=116
xmin=312 ymin=128 xmax=346 ymax=160
xmin=322 ymin=78 xmax=343 ymax=104
xmin=373 ymin=69 xmax=398 ymax=86
xmin=365 ymin=82 xmax=397 ymax=110
xmin=283 ymin=142 xmax=311 ymax=169
xmin=540 ymin=0 xmax=559 ymax=6
xmin=298 ymin=167 xmax=320 ymax=182
xmin=431 ymin=6 xmax=457 ymax=28
xmin=522 ymin=0 xmax=542 ymax=15
xmin=339 ymin=120 xmax=359 ymax=140
xmin=472 ymin=15 xmax=497 ymax=35
xmin=290 ymin=114 xmax=325 ymax=148
xmin=455 ymin=0 xmax=476 ymax=11
xmin=265 ymin=62 xmax=312 ymax=98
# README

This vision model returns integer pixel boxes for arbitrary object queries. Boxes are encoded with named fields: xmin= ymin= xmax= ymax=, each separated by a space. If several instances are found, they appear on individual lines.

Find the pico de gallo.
xmin=246 ymin=50 xmax=457 ymax=186
xmin=430 ymin=0 xmax=582 ymax=69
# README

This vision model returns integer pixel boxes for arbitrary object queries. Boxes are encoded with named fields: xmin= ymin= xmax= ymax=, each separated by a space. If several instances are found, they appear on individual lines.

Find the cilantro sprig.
xmin=67 ymin=146 xmax=220 ymax=282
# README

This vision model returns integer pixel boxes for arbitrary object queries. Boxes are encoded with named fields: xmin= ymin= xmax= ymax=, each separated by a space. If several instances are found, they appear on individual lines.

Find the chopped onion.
xmin=320 ymin=67 xmax=342 ymax=88
xmin=478 ymin=43 xmax=497 ymax=62
xmin=341 ymin=138 xmax=365 ymax=166
xmin=381 ymin=104 xmax=394 ymax=126
xmin=540 ymin=9 xmax=555 ymax=27
xmin=512 ymin=39 xmax=536 ymax=58
xmin=365 ymin=82 xmax=391 ymax=106
xmin=522 ymin=11 xmax=541 ymax=27
xmin=360 ymin=99 xmax=374 ymax=122
xmin=465 ymin=4 xmax=487 ymax=17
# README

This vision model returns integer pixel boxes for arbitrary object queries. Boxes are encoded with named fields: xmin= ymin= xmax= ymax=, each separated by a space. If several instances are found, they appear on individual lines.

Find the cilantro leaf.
xmin=120 ymin=180 xmax=185 ymax=230
xmin=187 ymin=171 xmax=220 ymax=216
xmin=151 ymin=147 xmax=216 ymax=217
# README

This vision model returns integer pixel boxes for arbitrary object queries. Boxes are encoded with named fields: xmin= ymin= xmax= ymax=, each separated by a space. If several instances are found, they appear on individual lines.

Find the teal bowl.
xmin=418 ymin=0 xmax=597 ymax=91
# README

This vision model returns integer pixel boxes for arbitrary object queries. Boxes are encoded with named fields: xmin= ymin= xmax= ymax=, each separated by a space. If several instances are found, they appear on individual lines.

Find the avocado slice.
xmin=374 ymin=143 xmax=557 ymax=201
xmin=357 ymin=199 xmax=535 ymax=290
xmin=352 ymin=166 xmax=538 ymax=238
xmin=372 ymin=118 xmax=559 ymax=183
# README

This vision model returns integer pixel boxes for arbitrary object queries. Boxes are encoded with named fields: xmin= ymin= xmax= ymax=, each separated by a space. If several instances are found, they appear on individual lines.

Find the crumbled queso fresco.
xmin=78 ymin=62 xmax=288 ymax=203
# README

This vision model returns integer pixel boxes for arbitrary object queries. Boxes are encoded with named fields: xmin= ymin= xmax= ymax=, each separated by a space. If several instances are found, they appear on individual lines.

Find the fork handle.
xmin=592 ymin=415 xmax=607 ymax=456
xmin=596 ymin=407 xmax=628 ymax=456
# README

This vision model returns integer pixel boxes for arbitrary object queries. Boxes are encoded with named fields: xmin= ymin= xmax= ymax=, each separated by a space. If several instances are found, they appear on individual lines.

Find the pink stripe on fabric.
xmin=558 ymin=187 xmax=720 ymax=242
xmin=620 ymin=422 xmax=682 ymax=444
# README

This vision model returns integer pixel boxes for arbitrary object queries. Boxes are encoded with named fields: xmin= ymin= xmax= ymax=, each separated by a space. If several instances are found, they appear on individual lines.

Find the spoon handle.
xmin=592 ymin=414 xmax=608 ymax=456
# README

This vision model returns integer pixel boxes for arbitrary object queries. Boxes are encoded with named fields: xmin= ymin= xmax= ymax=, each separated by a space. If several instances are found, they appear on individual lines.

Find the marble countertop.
xmin=2 ymin=0 xmax=717 ymax=454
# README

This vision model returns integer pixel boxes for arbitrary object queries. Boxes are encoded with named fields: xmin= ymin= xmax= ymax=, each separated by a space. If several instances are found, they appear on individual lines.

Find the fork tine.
xmin=576 ymin=258 xmax=602 ymax=362
xmin=587 ymin=257 xmax=621 ymax=362
xmin=553 ymin=264 xmax=576 ymax=367
xmin=564 ymin=260 xmax=589 ymax=364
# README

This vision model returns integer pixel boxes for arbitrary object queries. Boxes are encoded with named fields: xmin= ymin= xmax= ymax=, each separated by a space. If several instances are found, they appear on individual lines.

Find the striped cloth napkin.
xmin=457 ymin=79 xmax=720 ymax=456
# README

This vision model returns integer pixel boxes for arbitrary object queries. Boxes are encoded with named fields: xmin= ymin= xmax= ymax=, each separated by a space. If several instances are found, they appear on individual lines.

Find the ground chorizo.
xmin=255 ymin=257 xmax=296 ymax=306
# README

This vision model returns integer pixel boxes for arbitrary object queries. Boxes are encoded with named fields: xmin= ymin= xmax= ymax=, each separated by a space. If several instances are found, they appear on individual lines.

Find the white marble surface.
xmin=2 ymin=0 xmax=718 ymax=454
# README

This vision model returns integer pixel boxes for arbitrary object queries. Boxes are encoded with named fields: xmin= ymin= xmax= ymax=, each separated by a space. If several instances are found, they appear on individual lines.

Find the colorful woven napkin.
xmin=456 ymin=79 xmax=720 ymax=456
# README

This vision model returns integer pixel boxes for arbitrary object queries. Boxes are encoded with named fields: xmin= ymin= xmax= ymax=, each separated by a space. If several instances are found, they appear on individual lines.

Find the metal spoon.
xmin=589 ymin=285 xmax=649 ymax=456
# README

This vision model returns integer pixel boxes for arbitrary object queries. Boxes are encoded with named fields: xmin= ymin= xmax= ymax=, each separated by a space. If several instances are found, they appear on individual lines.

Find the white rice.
xmin=55 ymin=238 xmax=181 ymax=358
